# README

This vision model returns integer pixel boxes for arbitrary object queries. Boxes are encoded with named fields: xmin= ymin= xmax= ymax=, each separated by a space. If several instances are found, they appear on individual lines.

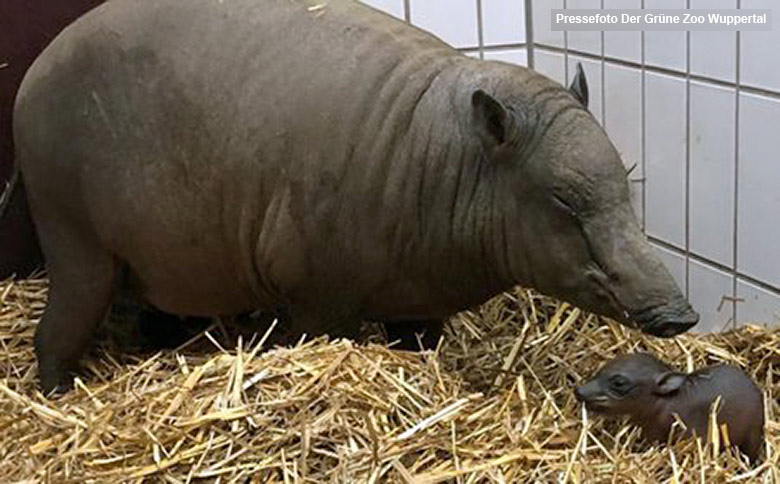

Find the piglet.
xmin=575 ymin=353 xmax=764 ymax=461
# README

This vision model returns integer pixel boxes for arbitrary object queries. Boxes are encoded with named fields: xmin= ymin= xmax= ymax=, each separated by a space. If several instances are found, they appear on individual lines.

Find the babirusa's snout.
xmin=588 ymin=214 xmax=700 ymax=337
xmin=629 ymin=296 xmax=699 ymax=337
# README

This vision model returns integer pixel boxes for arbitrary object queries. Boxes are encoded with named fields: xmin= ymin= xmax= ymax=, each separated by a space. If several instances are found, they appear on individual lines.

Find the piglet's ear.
xmin=653 ymin=372 xmax=686 ymax=395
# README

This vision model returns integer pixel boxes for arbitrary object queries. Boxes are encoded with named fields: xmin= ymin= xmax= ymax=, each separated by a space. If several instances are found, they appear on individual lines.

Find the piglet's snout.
xmin=574 ymin=381 xmax=608 ymax=408
xmin=575 ymin=382 xmax=601 ymax=403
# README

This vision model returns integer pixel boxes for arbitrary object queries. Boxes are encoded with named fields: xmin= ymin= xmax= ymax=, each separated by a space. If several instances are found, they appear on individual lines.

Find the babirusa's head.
xmin=468 ymin=62 xmax=698 ymax=337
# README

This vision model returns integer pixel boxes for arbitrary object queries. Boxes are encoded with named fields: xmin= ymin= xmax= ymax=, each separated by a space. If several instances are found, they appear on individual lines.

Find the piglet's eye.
xmin=608 ymin=375 xmax=632 ymax=395
xmin=610 ymin=375 xmax=628 ymax=387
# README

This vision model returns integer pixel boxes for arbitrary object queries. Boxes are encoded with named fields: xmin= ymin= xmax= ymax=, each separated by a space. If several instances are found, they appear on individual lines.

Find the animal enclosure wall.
xmin=360 ymin=0 xmax=780 ymax=331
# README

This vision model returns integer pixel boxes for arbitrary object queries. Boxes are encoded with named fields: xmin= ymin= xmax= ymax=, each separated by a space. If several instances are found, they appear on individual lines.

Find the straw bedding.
xmin=0 ymin=277 xmax=777 ymax=483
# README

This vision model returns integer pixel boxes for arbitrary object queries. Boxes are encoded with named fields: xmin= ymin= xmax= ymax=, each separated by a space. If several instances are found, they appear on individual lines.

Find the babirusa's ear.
xmin=653 ymin=371 xmax=686 ymax=396
xmin=472 ymin=89 xmax=509 ymax=148
xmin=568 ymin=62 xmax=589 ymax=109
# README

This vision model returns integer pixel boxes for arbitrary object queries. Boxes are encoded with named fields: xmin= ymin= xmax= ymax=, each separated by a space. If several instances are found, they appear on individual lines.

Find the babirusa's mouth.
xmin=629 ymin=299 xmax=699 ymax=337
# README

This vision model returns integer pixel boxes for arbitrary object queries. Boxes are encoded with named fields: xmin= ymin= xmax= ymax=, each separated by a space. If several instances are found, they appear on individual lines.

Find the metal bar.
xmin=600 ymin=0 xmax=606 ymax=126
xmin=476 ymin=0 xmax=485 ymax=59
xmin=732 ymin=0 xmax=742 ymax=324
xmin=684 ymin=0 xmax=691 ymax=300
xmin=524 ymin=0 xmax=535 ymax=68
xmin=640 ymin=0 xmax=647 ymax=232
xmin=563 ymin=0 xmax=569 ymax=84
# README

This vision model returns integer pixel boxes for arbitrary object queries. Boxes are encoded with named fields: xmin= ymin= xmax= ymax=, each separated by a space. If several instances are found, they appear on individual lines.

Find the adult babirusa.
xmin=13 ymin=0 xmax=698 ymax=392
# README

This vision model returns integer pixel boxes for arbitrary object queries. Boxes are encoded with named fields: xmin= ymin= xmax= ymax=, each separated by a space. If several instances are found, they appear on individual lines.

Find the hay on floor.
xmin=0 ymin=277 xmax=777 ymax=482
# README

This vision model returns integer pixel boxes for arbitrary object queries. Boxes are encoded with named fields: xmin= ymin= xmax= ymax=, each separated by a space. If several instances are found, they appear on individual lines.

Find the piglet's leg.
xmin=741 ymin=428 xmax=764 ymax=462
xmin=33 ymin=220 xmax=117 ymax=395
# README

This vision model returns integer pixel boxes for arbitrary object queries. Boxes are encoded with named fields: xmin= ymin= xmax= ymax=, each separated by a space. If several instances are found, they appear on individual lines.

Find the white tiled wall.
xmin=533 ymin=0 xmax=564 ymax=48
xmin=741 ymin=0 xmax=780 ymax=91
xmin=688 ymin=82 xmax=735 ymax=268
xmin=645 ymin=73 xmax=686 ymax=248
xmin=653 ymin=244 xmax=687 ymax=292
xmin=360 ymin=0 xmax=404 ymax=19
xmin=481 ymin=0 xmax=526 ymax=46
xmin=689 ymin=259 xmax=734 ymax=331
xmin=738 ymin=280 xmax=780 ymax=325
xmin=567 ymin=0 xmax=601 ymax=55
xmin=537 ymin=1 xmax=780 ymax=330
xmin=738 ymin=93 xmax=780 ymax=289
xmin=360 ymin=0 xmax=780 ymax=331
xmin=603 ymin=0 xmax=642 ymax=63
xmin=644 ymin=0 xmax=686 ymax=72
xmin=409 ymin=0 xmax=479 ymax=48
xmin=689 ymin=0 xmax=737 ymax=82
xmin=605 ymin=64 xmax=644 ymax=224
xmin=483 ymin=49 xmax=528 ymax=67
xmin=534 ymin=50 xmax=566 ymax=84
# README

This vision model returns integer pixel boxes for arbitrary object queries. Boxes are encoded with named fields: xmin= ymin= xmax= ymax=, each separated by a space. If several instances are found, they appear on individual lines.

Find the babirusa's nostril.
xmin=634 ymin=299 xmax=700 ymax=337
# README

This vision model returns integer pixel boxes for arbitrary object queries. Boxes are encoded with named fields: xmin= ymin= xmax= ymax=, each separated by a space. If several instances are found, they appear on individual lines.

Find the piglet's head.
xmin=575 ymin=353 xmax=687 ymax=416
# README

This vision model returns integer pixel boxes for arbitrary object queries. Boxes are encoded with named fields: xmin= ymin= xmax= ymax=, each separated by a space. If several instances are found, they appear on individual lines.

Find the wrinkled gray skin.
xmin=15 ymin=0 xmax=698 ymax=393
xmin=575 ymin=353 xmax=764 ymax=462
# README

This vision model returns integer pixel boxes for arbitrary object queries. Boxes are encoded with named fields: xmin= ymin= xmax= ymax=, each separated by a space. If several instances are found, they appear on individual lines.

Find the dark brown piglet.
xmin=575 ymin=353 xmax=764 ymax=461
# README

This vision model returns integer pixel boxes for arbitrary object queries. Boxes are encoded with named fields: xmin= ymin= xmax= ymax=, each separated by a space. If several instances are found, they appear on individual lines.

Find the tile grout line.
xmin=457 ymin=42 xmax=528 ymax=54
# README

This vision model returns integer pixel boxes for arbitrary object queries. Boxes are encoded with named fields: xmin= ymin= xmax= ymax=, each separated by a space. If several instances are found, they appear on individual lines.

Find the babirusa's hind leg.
xmin=33 ymin=224 xmax=117 ymax=394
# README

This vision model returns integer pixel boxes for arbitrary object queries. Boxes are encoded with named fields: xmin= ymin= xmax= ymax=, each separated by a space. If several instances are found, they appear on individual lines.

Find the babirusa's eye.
xmin=552 ymin=194 xmax=578 ymax=217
